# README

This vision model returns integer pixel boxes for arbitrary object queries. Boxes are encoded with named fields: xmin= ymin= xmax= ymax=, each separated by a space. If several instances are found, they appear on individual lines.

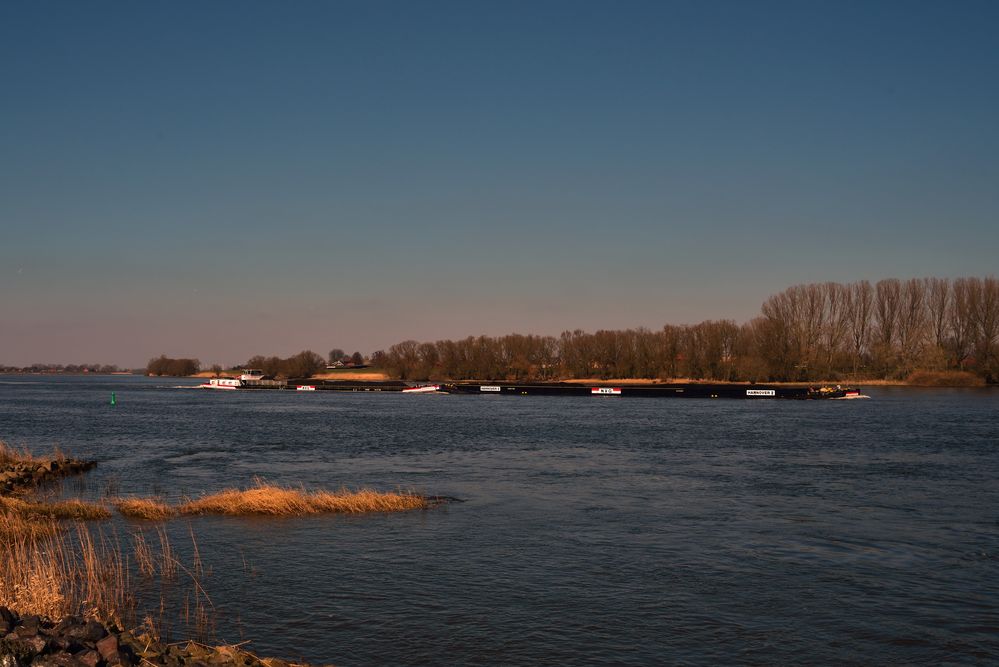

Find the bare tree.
xmin=759 ymin=291 xmax=799 ymax=380
xmin=821 ymin=282 xmax=850 ymax=376
xmin=896 ymin=278 xmax=928 ymax=374
xmin=972 ymin=276 xmax=999 ymax=379
xmin=798 ymin=284 xmax=827 ymax=376
xmin=949 ymin=278 xmax=975 ymax=369
xmin=925 ymin=277 xmax=951 ymax=349
xmin=873 ymin=279 xmax=902 ymax=375
xmin=847 ymin=280 xmax=874 ymax=374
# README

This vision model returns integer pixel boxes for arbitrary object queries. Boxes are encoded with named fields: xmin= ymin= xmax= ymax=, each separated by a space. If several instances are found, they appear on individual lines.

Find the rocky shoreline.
xmin=0 ymin=608 xmax=303 ymax=667
xmin=0 ymin=458 xmax=96 ymax=495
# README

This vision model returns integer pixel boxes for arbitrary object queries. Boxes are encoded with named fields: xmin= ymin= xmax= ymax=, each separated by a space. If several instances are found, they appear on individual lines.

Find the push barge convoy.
xmin=200 ymin=372 xmax=866 ymax=399
xmin=439 ymin=382 xmax=865 ymax=399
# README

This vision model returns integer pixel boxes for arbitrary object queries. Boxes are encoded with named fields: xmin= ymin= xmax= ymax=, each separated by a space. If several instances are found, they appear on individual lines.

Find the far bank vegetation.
xmin=145 ymin=355 xmax=201 ymax=377
xmin=146 ymin=351 xmax=326 ymax=379
xmin=144 ymin=275 xmax=998 ymax=384
xmin=376 ymin=276 xmax=998 ymax=384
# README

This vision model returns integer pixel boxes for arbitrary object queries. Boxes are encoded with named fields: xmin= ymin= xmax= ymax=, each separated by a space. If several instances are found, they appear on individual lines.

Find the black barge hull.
xmin=440 ymin=382 xmax=860 ymax=400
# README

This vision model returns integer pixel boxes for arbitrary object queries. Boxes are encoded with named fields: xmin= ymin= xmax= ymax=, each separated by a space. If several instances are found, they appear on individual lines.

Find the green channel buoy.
xmin=110 ymin=391 xmax=117 ymax=406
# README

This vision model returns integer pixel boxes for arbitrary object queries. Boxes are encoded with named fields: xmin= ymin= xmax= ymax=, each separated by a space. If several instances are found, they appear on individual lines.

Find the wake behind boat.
xmin=401 ymin=384 xmax=442 ymax=394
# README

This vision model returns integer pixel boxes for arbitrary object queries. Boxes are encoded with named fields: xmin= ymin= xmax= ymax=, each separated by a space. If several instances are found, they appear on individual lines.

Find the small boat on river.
xmin=199 ymin=378 xmax=241 ymax=390
xmin=199 ymin=369 xmax=281 ymax=390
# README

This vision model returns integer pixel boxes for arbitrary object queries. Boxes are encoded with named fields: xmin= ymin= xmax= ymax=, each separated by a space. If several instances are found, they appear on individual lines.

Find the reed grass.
xmin=0 ymin=511 xmax=60 ymax=542
xmin=110 ymin=483 xmax=429 ymax=518
xmin=158 ymin=527 xmax=177 ymax=580
xmin=0 ymin=439 xmax=65 ymax=467
xmin=1 ymin=509 xmax=209 ymax=630
xmin=0 ymin=496 xmax=112 ymax=520
xmin=132 ymin=531 xmax=156 ymax=577
xmin=176 ymin=483 xmax=429 ymax=516
xmin=114 ymin=497 xmax=178 ymax=520
xmin=0 ymin=519 xmax=132 ymax=623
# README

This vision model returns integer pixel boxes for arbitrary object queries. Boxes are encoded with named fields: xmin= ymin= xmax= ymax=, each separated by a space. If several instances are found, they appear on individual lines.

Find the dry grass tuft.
xmin=0 ymin=439 xmax=65 ymax=466
xmin=177 ymin=482 xmax=429 ymax=516
xmin=110 ymin=483 xmax=429 ymax=518
xmin=115 ymin=497 xmax=178 ymax=520
xmin=0 ymin=495 xmax=111 ymax=520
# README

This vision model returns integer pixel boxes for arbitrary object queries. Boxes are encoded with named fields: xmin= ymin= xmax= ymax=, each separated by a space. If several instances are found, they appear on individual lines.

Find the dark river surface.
xmin=1 ymin=376 xmax=998 ymax=665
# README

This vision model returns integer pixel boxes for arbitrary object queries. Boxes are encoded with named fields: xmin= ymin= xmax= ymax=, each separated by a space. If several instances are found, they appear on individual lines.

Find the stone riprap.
xmin=0 ymin=608 xmax=306 ymax=667
xmin=0 ymin=459 xmax=96 ymax=494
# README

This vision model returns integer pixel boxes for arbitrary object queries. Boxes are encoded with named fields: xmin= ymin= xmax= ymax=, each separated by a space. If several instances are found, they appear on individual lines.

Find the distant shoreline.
xmin=0 ymin=371 xmax=140 ymax=376
xmin=1 ymin=370 xmax=988 ymax=388
xmin=185 ymin=372 xmax=989 ymax=388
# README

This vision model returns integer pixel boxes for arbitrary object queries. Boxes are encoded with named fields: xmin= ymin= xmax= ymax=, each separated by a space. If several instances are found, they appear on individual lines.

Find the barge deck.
xmin=440 ymin=382 xmax=865 ymax=399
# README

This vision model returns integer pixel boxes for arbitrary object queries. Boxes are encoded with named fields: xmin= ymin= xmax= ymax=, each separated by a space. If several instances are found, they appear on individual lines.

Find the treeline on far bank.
xmin=377 ymin=276 xmax=999 ymax=383
xmin=146 ymin=351 xmax=328 ymax=378
xmin=145 ymin=355 xmax=201 ymax=377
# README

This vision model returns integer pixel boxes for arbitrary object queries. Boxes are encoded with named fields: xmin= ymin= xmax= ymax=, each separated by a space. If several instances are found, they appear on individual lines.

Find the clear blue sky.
xmin=2 ymin=0 xmax=997 ymax=367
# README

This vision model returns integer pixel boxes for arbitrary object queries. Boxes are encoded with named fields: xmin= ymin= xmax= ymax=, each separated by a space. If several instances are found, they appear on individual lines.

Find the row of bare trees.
xmin=756 ymin=277 xmax=998 ymax=380
xmin=376 ymin=276 xmax=998 ymax=382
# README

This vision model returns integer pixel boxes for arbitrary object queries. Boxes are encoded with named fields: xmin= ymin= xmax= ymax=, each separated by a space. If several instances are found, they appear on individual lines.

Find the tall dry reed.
xmin=0 ymin=518 xmax=132 ymax=623
xmin=0 ymin=505 xmax=206 ymax=630
xmin=0 ymin=439 xmax=64 ymax=467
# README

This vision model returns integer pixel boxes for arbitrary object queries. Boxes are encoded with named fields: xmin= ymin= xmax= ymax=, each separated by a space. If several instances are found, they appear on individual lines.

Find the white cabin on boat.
xmin=203 ymin=378 xmax=241 ymax=390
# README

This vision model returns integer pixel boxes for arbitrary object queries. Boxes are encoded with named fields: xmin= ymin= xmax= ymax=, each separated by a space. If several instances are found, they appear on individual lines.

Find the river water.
xmin=1 ymin=375 xmax=997 ymax=665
